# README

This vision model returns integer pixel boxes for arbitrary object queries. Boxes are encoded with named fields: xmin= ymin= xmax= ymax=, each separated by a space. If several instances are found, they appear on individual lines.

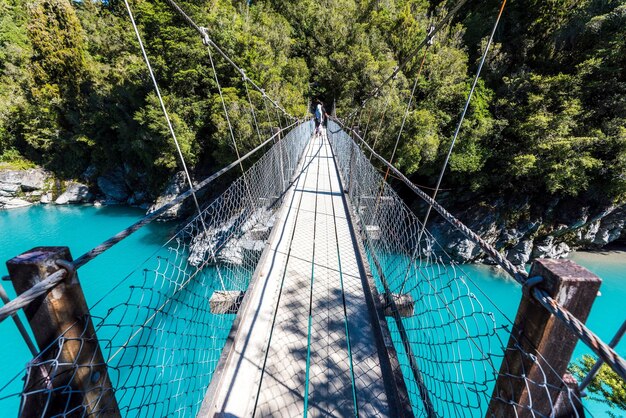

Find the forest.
xmin=0 ymin=0 xmax=625 ymax=411
xmin=0 ymin=0 xmax=624 ymax=206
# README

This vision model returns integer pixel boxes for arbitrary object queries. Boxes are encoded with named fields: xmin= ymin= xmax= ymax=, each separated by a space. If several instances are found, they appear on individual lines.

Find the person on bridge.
xmin=314 ymin=100 xmax=328 ymax=136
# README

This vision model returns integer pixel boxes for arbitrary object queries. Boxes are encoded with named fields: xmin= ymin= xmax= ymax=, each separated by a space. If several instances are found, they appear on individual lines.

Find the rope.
xmin=0 ymin=283 xmax=38 ymax=355
xmin=420 ymin=0 xmax=507 ymax=235
xmin=0 ymin=269 xmax=67 ymax=323
xmin=376 ymin=45 xmax=429 ymax=203
xmin=578 ymin=319 xmax=626 ymax=391
xmin=206 ymin=43 xmax=255 ymax=210
xmin=398 ymin=1 xmax=506 ymax=294
xmin=369 ymin=77 xmax=396 ymax=160
xmin=244 ymin=74 xmax=263 ymax=144
xmin=73 ymin=123 xmax=295 ymax=269
xmin=337 ymin=118 xmax=626 ymax=384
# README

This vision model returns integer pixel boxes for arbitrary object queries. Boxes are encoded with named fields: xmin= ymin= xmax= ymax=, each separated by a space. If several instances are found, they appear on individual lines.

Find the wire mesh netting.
xmin=0 ymin=121 xmax=312 ymax=417
xmin=327 ymin=120 xmax=589 ymax=418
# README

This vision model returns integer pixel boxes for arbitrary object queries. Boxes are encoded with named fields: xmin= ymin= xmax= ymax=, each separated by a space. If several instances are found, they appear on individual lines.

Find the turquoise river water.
xmin=0 ymin=205 xmax=624 ymax=416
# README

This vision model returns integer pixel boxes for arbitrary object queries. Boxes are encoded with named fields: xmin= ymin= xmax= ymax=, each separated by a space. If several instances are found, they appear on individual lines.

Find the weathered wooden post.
xmin=487 ymin=258 xmax=601 ymax=417
xmin=6 ymin=246 xmax=120 ymax=417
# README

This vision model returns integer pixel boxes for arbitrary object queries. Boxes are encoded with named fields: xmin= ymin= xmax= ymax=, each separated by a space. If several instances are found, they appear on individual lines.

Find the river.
xmin=0 ymin=205 xmax=623 ymax=416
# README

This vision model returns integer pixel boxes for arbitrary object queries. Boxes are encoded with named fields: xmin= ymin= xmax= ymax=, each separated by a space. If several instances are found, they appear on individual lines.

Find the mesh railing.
xmin=327 ymin=120 xmax=588 ymax=417
xmin=0 ymin=121 xmax=312 ymax=417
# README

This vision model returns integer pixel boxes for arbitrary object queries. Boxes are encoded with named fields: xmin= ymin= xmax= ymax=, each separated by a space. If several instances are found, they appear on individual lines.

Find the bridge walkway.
xmin=202 ymin=131 xmax=393 ymax=416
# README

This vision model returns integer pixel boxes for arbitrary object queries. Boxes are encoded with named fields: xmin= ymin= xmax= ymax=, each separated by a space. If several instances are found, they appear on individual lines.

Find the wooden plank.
xmin=201 ymin=138 xmax=317 ymax=417
xmin=325 ymin=139 xmax=390 ymax=416
xmin=307 ymin=138 xmax=355 ymax=417
xmin=202 ymin=133 xmax=395 ymax=417
xmin=254 ymin=135 xmax=321 ymax=416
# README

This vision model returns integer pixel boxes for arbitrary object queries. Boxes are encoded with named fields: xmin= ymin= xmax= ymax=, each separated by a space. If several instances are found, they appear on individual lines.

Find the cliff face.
xmin=428 ymin=199 xmax=626 ymax=266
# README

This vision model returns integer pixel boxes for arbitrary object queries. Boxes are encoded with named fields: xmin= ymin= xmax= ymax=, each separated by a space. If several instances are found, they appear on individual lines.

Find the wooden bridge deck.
xmin=201 ymin=131 xmax=397 ymax=417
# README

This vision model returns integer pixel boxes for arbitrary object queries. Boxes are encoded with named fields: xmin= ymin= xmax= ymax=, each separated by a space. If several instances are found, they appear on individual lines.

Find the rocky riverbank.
xmin=3 ymin=166 xmax=624 ymax=267
xmin=429 ymin=199 xmax=626 ymax=267
xmin=0 ymin=166 xmax=154 ymax=210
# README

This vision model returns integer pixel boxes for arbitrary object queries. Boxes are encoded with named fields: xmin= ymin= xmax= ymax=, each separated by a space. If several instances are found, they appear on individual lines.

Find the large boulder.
xmin=0 ymin=168 xmax=52 ymax=207
xmin=147 ymin=171 xmax=188 ymax=220
xmin=55 ymin=182 xmax=91 ymax=204
xmin=0 ymin=197 xmax=32 ymax=209
xmin=97 ymin=167 xmax=130 ymax=203
xmin=531 ymin=236 xmax=570 ymax=259
xmin=19 ymin=169 xmax=48 ymax=191
xmin=0 ymin=170 xmax=24 ymax=196
xmin=506 ymin=239 xmax=533 ymax=266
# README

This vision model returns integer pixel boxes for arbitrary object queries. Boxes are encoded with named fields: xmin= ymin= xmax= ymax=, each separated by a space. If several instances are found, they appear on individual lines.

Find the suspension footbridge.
xmin=0 ymin=0 xmax=624 ymax=416
xmin=203 ymin=132 xmax=393 ymax=417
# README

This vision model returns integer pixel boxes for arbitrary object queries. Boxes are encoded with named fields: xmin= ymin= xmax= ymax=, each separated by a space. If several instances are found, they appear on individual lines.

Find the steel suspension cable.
xmin=123 ymin=0 xmax=227 ymax=291
xmin=159 ymin=0 xmax=294 ymax=120
xmin=421 ymin=0 xmax=507 ymax=238
xmin=263 ymin=95 xmax=274 ymax=137
xmin=369 ymin=77 xmax=397 ymax=160
xmin=382 ymin=46 xmax=429 ymax=184
xmin=207 ymin=44 xmax=254 ymax=207
xmin=397 ymin=0 xmax=507 ymax=294
xmin=352 ymin=0 xmax=470 ymax=118
xmin=337 ymin=119 xmax=626 ymax=383
xmin=243 ymin=74 xmax=263 ymax=144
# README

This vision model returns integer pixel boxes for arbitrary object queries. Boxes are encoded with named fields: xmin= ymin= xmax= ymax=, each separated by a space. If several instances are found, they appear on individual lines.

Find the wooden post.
xmin=6 ymin=246 xmax=121 ymax=417
xmin=487 ymin=259 xmax=601 ymax=417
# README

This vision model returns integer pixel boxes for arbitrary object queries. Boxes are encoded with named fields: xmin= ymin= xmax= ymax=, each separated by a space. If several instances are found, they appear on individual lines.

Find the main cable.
xmin=123 ymin=0 xmax=227 ymax=291
xmin=398 ymin=0 xmax=508 ymax=294
xmin=348 ymin=0 xmax=470 ymax=120
xmin=159 ymin=0 xmax=294 ymax=120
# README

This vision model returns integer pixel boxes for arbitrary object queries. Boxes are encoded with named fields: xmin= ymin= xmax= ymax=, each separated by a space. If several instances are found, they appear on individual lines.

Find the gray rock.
xmin=532 ymin=236 xmax=570 ymax=259
xmin=0 ymin=170 xmax=24 ymax=191
xmin=40 ymin=193 xmax=53 ymax=204
xmin=19 ymin=169 xmax=47 ymax=191
xmin=506 ymin=239 xmax=533 ymax=266
xmin=554 ymin=242 xmax=571 ymax=258
xmin=128 ymin=191 xmax=148 ymax=206
xmin=0 ymin=197 xmax=32 ymax=209
xmin=148 ymin=171 xmax=188 ymax=220
xmin=55 ymin=182 xmax=91 ymax=204
xmin=0 ymin=183 xmax=20 ymax=196
xmin=451 ymin=238 xmax=479 ymax=262
xmin=532 ymin=236 xmax=555 ymax=259
xmin=97 ymin=167 xmax=130 ymax=203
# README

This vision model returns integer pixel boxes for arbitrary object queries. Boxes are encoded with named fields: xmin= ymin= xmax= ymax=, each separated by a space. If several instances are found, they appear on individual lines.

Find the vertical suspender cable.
xmin=205 ymin=40 xmax=255 ymax=207
xmin=243 ymin=74 xmax=263 ymax=145
xmin=399 ymin=0 xmax=508 ymax=293
xmin=379 ymin=45 xmax=430 ymax=189
xmin=122 ymin=0 xmax=227 ymax=291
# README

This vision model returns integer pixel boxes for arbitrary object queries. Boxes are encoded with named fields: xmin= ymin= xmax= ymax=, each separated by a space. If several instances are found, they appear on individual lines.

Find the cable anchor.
xmin=199 ymin=27 xmax=210 ymax=46
xmin=522 ymin=275 xmax=544 ymax=298
xmin=427 ymin=25 xmax=436 ymax=46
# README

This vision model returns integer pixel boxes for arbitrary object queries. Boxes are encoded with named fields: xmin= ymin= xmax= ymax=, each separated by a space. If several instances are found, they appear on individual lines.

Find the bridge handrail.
xmin=333 ymin=117 xmax=626 ymax=383
xmin=0 ymin=120 xmax=299 ymax=325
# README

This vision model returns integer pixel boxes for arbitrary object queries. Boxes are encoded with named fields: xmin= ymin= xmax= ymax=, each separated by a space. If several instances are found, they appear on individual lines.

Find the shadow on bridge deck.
xmin=199 ymin=131 xmax=403 ymax=417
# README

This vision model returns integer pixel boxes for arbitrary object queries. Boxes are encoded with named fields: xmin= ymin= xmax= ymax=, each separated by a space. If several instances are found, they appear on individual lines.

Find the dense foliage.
xmin=571 ymin=354 xmax=626 ymax=415
xmin=0 ymin=0 xmax=624 ymax=204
